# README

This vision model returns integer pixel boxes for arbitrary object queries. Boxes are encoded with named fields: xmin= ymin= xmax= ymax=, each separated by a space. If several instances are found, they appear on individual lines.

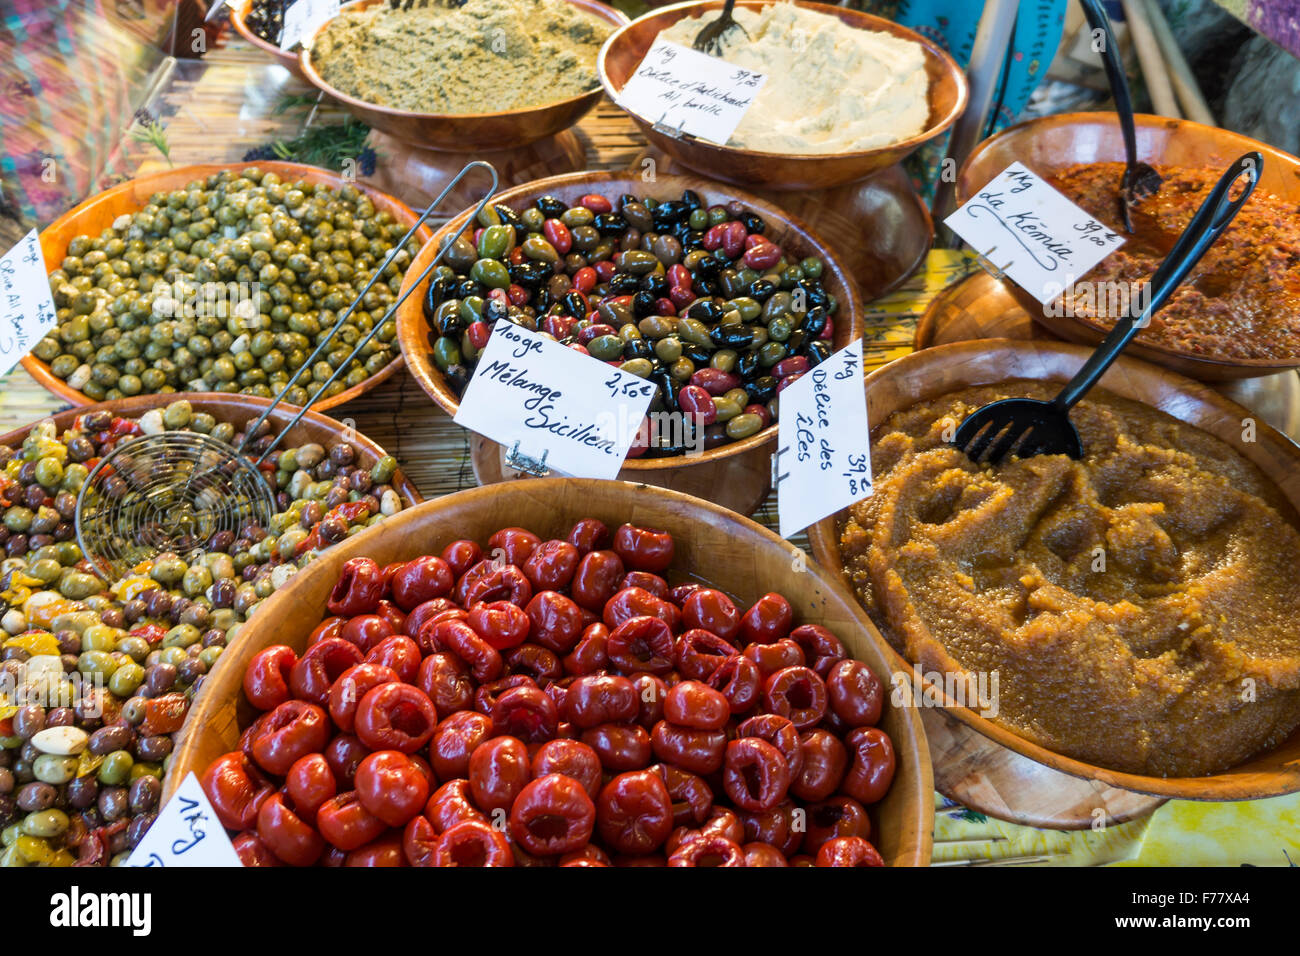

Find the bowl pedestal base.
xmin=364 ymin=130 xmax=587 ymax=209
xmin=639 ymin=149 xmax=934 ymax=303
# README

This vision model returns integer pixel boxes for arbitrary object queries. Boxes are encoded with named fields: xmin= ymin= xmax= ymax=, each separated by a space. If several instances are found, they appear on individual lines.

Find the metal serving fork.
xmin=951 ymin=153 xmax=1261 ymax=465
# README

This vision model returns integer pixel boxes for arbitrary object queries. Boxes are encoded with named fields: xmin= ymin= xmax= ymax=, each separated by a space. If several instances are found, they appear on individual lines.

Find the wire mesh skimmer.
xmin=76 ymin=161 xmax=500 ymax=579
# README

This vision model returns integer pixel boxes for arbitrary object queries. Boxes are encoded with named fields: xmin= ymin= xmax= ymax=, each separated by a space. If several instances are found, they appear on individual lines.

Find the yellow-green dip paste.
xmin=840 ymin=381 xmax=1300 ymax=777
xmin=311 ymin=0 xmax=613 ymax=113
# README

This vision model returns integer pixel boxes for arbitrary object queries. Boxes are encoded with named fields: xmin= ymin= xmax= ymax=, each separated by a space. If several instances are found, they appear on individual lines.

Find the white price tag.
xmin=279 ymin=0 xmax=339 ymax=50
xmin=775 ymin=340 xmax=871 ymax=539
xmin=943 ymin=162 xmax=1126 ymax=305
xmin=0 ymin=229 xmax=56 ymax=378
xmin=454 ymin=323 xmax=656 ymax=479
xmin=126 ymin=772 xmax=243 ymax=867
xmin=617 ymin=40 xmax=765 ymax=145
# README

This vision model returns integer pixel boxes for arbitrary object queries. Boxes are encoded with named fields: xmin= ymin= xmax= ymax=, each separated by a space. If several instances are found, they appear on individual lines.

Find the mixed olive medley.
xmin=203 ymin=521 xmax=895 ymax=866
xmin=424 ymin=190 xmax=839 ymax=456
xmin=36 ymin=168 xmax=417 ymax=405
xmin=0 ymin=401 xmax=404 ymax=866
xmin=243 ymin=0 xmax=286 ymax=46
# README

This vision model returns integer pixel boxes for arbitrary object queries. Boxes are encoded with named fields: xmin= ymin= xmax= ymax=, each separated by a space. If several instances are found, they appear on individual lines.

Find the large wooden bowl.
xmin=169 ymin=479 xmax=934 ymax=865
xmin=228 ymin=0 xmax=307 ymax=81
xmin=598 ymin=0 xmax=968 ymax=191
xmin=0 ymin=392 xmax=423 ymax=507
xmin=395 ymin=170 xmax=863 ymax=502
xmin=298 ymin=0 xmax=627 ymax=151
xmin=808 ymin=339 xmax=1300 ymax=802
xmin=955 ymin=113 xmax=1300 ymax=381
xmin=25 ymin=161 xmax=431 ymax=413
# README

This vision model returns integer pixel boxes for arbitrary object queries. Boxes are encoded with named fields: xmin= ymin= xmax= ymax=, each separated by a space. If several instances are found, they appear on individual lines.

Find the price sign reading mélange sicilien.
xmin=776 ymin=340 xmax=871 ymax=539
xmin=0 ymin=230 xmax=57 ymax=378
xmin=454 ymin=323 xmax=656 ymax=480
xmin=615 ymin=40 xmax=766 ymax=146
xmin=279 ymin=0 xmax=340 ymax=50
xmin=943 ymin=162 xmax=1126 ymax=305
xmin=126 ymin=772 xmax=242 ymax=867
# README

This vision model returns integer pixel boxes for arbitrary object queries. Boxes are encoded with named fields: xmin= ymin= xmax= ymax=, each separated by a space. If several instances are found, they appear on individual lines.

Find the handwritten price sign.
xmin=775 ymin=340 xmax=872 ymax=538
xmin=615 ymin=40 xmax=766 ymax=145
xmin=126 ymin=772 xmax=242 ymax=867
xmin=0 ymin=230 xmax=56 ymax=378
xmin=454 ymin=323 xmax=655 ymax=479
xmin=943 ymin=162 xmax=1125 ymax=306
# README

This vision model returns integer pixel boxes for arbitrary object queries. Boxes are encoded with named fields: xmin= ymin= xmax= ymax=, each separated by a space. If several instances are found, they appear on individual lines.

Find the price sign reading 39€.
xmin=126 ymin=772 xmax=242 ymax=867
xmin=943 ymin=162 xmax=1126 ymax=305
xmin=0 ymin=230 xmax=56 ymax=378
xmin=454 ymin=322 xmax=656 ymax=480
xmin=775 ymin=340 xmax=872 ymax=539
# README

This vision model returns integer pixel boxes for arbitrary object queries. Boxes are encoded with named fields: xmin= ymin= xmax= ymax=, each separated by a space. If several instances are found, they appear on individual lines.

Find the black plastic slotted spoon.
xmin=952 ymin=153 xmax=1261 ymax=465
xmin=1079 ymin=0 xmax=1164 ymax=233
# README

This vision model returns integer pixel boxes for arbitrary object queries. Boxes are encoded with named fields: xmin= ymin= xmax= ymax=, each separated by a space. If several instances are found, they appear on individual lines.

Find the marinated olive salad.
xmin=425 ymin=191 xmax=838 ymax=457
xmin=0 ymin=400 xmax=405 ymax=866
xmin=35 ymin=168 xmax=417 ymax=404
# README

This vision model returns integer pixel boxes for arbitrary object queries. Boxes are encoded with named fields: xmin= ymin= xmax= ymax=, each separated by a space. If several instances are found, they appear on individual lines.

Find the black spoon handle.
xmin=1054 ymin=153 xmax=1262 ymax=412
xmin=1079 ymin=0 xmax=1138 ymax=172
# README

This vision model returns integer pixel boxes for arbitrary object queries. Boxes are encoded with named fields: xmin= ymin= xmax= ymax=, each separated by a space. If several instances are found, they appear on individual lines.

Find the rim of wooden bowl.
xmin=807 ymin=338 xmax=1300 ymax=801
xmin=597 ymin=0 xmax=969 ymax=190
xmin=228 ymin=0 xmax=304 ymax=76
xmin=0 ymin=392 xmax=423 ymax=507
xmin=395 ymin=169 xmax=865 ymax=472
xmin=170 ymin=478 xmax=935 ymax=865
xmin=955 ymin=111 xmax=1300 ymax=379
xmin=296 ymin=0 xmax=628 ymax=150
xmin=24 ymin=160 xmax=431 ymax=413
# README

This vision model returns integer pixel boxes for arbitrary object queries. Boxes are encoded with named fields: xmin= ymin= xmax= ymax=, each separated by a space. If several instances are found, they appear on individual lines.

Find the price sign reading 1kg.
xmin=775 ymin=340 xmax=871 ymax=539
xmin=615 ymin=40 xmax=766 ymax=145
xmin=943 ymin=162 xmax=1126 ymax=306
xmin=125 ymin=772 xmax=242 ymax=867
xmin=455 ymin=322 xmax=656 ymax=479
xmin=0 ymin=229 xmax=56 ymax=378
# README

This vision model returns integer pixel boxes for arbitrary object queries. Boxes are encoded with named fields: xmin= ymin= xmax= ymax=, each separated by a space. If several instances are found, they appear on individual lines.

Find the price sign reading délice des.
xmin=0 ymin=230 xmax=56 ymax=378
xmin=775 ymin=340 xmax=871 ymax=539
xmin=943 ymin=162 xmax=1126 ymax=305
xmin=454 ymin=323 xmax=656 ymax=480
xmin=615 ymin=40 xmax=765 ymax=145
xmin=126 ymin=772 xmax=242 ymax=867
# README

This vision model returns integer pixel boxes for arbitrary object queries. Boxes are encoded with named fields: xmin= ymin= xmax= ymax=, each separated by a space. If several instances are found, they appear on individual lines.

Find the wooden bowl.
xmin=808 ymin=339 xmax=1300 ymax=802
xmin=24 ymin=161 xmax=431 ymax=413
xmin=0 ymin=392 xmax=423 ymax=507
xmin=228 ymin=0 xmax=307 ymax=81
xmin=169 ymin=479 xmax=934 ymax=865
xmin=955 ymin=112 xmax=1300 ymax=381
xmin=597 ymin=0 xmax=968 ymax=191
xmin=395 ymin=170 xmax=864 ymax=485
xmin=298 ymin=0 xmax=628 ymax=151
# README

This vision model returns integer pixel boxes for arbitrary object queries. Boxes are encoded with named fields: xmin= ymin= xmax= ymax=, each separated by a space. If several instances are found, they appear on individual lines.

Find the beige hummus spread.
xmin=657 ymin=2 xmax=931 ymax=154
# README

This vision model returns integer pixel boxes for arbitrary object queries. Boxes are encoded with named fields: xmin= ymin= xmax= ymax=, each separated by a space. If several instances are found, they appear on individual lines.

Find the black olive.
xmin=748 ymin=279 xmax=777 ymax=301
xmin=681 ymin=343 xmax=712 ymax=365
xmin=693 ymin=278 xmax=719 ymax=297
xmin=619 ymin=194 xmax=639 ymax=209
xmin=642 ymin=438 xmax=688 ymax=458
xmin=785 ymin=329 xmax=807 ymax=353
xmin=681 ymin=189 xmax=703 ymax=210
xmin=710 ymin=325 xmax=755 ymax=349
xmin=802 ymin=307 xmax=828 ymax=339
xmin=695 ymin=255 xmax=722 ymax=279
xmin=594 ymin=213 xmax=628 ymax=234
xmin=534 ymin=290 xmax=552 ymax=313
xmin=483 ymin=298 xmax=508 ymax=322
xmin=652 ymin=201 xmax=690 ymax=228
xmin=686 ymin=300 xmax=723 ymax=322
xmin=641 ymin=274 xmax=669 ymax=297
xmin=435 ymin=311 xmax=465 ymax=337
xmin=536 ymin=196 xmax=566 ymax=218
xmin=508 ymin=262 xmax=551 ymax=288
xmin=632 ymin=291 xmax=657 ymax=317
xmin=802 ymin=338 xmax=833 ymax=365
xmin=737 ymin=350 xmax=761 ymax=381
xmin=608 ymin=273 xmax=640 ymax=295
xmin=741 ymin=213 xmax=766 ymax=235
xmin=623 ymin=338 xmax=653 ymax=360
xmin=747 ymin=375 xmax=777 ymax=403
xmin=798 ymin=280 xmax=831 ymax=310
xmin=562 ymin=291 xmax=590 ymax=318
xmin=455 ymin=278 xmax=485 ymax=299
xmin=653 ymin=370 xmax=679 ymax=411
xmin=422 ymin=275 xmax=449 ymax=321
xmin=446 ymin=363 xmax=472 ymax=394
